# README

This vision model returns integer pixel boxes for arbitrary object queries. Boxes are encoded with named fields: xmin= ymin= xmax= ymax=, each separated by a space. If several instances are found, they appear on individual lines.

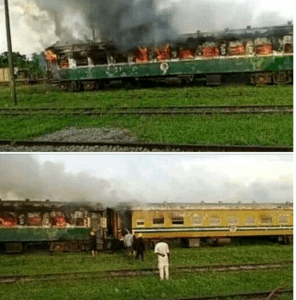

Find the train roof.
xmin=0 ymin=199 xmax=105 ymax=211
xmin=129 ymin=202 xmax=293 ymax=211
xmin=180 ymin=22 xmax=293 ymax=40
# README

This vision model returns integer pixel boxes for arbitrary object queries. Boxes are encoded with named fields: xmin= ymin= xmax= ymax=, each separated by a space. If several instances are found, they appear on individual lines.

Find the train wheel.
xmin=50 ymin=242 xmax=65 ymax=252
xmin=83 ymin=82 xmax=95 ymax=91
xmin=59 ymin=82 xmax=68 ymax=91
xmin=252 ymin=73 xmax=272 ymax=85
xmin=69 ymin=81 xmax=81 ymax=92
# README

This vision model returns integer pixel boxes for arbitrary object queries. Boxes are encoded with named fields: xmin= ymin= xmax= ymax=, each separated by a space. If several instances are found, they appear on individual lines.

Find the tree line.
xmin=0 ymin=51 xmax=46 ymax=77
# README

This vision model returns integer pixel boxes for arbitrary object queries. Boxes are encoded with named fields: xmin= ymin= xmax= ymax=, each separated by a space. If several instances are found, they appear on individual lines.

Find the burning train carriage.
xmin=131 ymin=202 xmax=293 ymax=247
xmin=0 ymin=199 xmax=108 ymax=253
xmin=45 ymin=23 xmax=293 ymax=91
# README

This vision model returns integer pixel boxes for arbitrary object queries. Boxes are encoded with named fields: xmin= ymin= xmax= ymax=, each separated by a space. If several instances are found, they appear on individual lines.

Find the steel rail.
xmin=153 ymin=289 xmax=293 ymax=300
xmin=0 ymin=261 xmax=292 ymax=284
xmin=0 ymin=105 xmax=292 ymax=110
xmin=0 ymin=105 xmax=292 ymax=116
xmin=0 ymin=140 xmax=292 ymax=152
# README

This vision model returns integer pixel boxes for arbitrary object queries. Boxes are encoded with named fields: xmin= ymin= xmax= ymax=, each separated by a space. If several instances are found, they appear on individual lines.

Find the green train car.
xmin=45 ymin=24 xmax=293 ymax=91
xmin=0 ymin=199 xmax=108 ymax=253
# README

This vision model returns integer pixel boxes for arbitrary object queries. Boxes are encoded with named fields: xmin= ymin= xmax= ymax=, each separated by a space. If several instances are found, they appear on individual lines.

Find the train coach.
xmin=131 ymin=202 xmax=293 ymax=247
xmin=0 ymin=199 xmax=112 ymax=253
xmin=45 ymin=23 xmax=293 ymax=91
xmin=0 ymin=200 xmax=293 ymax=253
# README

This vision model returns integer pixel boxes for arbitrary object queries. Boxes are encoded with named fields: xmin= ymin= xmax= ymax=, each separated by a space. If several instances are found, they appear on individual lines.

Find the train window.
xmin=261 ymin=217 xmax=272 ymax=224
xmin=246 ymin=216 xmax=256 ymax=225
xmin=279 ymin=216 xmax=288 ymax=224
xmin=136 ymin=219 xmax=145 ymax=227
xmin=192 ymin=216 xmax=202 ymax=226
xmin=210 ymin=217 xmax=220 ymax=225
xmin=172 ymin=217 xmax=184 ymax=225
xmin=228 ymin=217 xmax=238 ymax=225
xmin=153 ymin=217 xmax=164 ymax=225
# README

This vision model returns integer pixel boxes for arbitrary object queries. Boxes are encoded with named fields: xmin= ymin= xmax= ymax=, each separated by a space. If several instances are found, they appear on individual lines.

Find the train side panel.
xmin=56 ymin=55 xmax=293 ymax=81
xmin=131 ymin=208 xmax=293 ymax=241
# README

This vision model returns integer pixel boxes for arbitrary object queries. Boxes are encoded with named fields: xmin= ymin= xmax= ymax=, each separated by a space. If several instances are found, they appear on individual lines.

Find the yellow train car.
xmin=131 ymin=203 xmax=293 ymax=247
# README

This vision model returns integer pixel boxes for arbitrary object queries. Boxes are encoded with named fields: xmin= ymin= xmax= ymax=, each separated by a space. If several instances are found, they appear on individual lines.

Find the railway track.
xmin=157 ymin=289 xmax=293 ymax=300
xmin=0 ymin=105 xmax=292 ymax=116
xmin=0 ymin=139 xmax=292 ymax=152
xmin=0 ymin=261 xmax=292 ymax=284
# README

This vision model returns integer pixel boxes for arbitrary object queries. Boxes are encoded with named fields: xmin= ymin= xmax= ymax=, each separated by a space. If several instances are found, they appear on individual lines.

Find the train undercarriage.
xmin=56 ymin=70 xmax=293 ymax=93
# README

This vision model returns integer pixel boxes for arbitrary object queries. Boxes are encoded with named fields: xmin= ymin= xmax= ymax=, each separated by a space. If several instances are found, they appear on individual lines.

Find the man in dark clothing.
xmin=135 ymin=233 xmax=145 ymax=262
xmin=90 ymin=231 xmax=97 ymax=257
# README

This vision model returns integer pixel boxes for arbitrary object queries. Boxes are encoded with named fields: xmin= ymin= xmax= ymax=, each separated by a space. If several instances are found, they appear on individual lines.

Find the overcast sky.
xmin=0 ymin=0 xmax=294 ymax=57
xmin=0 ymin=154 xmax=292 ymax=206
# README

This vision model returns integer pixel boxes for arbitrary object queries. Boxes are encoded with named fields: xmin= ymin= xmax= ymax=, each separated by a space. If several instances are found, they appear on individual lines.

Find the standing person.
xmin=90 ymin=231 xmax=97 ymax=257
xmin=124 ymin=230 xmax=133 ymax=256
xmin=135 ymin=233 xmax=145 ymax=262
xmin=154 ymin=239 xmax=170 ymax=280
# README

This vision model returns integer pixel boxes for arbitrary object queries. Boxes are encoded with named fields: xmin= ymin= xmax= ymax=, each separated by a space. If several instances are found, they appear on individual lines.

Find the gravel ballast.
xmin=0 ymin=127 xmax=178 ymax=152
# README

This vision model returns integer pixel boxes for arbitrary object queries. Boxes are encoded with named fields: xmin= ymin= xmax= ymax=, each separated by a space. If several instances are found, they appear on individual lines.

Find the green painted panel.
xmin=61 ymin=55 xmax=293 ymax=81
xmin=0 ymin=227 xmax=90 ymax=242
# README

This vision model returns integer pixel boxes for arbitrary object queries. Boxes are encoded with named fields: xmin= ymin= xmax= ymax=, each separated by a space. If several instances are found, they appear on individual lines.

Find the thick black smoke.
xmin=0 ymin=155 xmax=132 ymax=206
xmin=32 ymin=0 xmax=177 ymax=50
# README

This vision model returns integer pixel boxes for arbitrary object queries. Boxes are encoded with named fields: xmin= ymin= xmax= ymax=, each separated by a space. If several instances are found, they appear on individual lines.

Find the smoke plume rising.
xmin=31 ymin=0 xmax=177 ymax=50
xmin=0 ymin=155 xmax=132 ymax=206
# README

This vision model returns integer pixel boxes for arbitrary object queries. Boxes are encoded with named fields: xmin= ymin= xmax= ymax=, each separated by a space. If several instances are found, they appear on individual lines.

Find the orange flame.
xmin=256 ymin=44 xmax=273 ymax=55
xmin=45 ymin=50 xmax=57 ymax=63
xmin=60 ymin=60 xmax=69 ymax=69
xmin=0 ymin=216 xmax=17 ymax=227
xmin=135 ymin=47 xmax=150 ymax=63
xmin=202 ymin=47 xmax=219 ymax=58
xmin=156 ymin=45 xmax=171 ymax=61
xmin=54 ymin=216 xmax=67 ymax=227
xmin=179 ymin=49 xmax=194 ymax=60
xmin=27 ymin=216 xmax=42 ymax=226
xmin=229 ymin=45 xmax=246 ymax=56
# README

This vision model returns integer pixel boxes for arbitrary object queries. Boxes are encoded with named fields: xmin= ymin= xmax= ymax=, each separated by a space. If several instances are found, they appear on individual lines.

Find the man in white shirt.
xmin=154 ymin=239 xmax=170 ymax=280
xmin=124 ymin=230 xmax=133 ymax=256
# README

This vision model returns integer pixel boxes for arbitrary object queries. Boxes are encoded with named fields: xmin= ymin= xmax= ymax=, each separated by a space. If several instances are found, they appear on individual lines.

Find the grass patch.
xmin=0 ymin=268 xmax=292 ymax=300
xmin=0 ymin=244 xmax=292 ymax=276
xmin=0 ymin=114 xmax=292 ymax=146
xmin=1 ymin=85 xmax=292 ymax=146
xmin=0 ymin=84 xmax=293 ymax=108
xmin=0 ymin=245 xmax=292 ymax=299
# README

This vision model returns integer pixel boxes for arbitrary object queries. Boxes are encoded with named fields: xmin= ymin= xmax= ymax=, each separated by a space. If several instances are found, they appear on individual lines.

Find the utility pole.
xmin=4 ymin=0 xmax=17 ymax=105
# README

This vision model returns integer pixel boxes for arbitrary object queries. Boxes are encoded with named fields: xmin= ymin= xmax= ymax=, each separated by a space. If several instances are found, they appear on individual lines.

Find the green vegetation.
xmin=0 ymin=245 xmax=293 ymax=300
xmin=0 ymin=114 xmax=292 ymax=146
xmin=0 ymin=243 xmax=292 ymax=275
xmin=0 ymin=85 xmax=292 ymax=146
xmin=0 ymin=84 xmax=293 ymax=108
xmin=0 ymin=52 xmax=46 ymax=77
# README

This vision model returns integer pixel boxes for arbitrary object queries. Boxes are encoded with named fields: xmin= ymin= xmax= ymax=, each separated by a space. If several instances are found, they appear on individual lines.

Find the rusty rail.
xmin=0 ymin=105 xmax=292 ymax=116
xmin=0 ymin=140 xmax=292 ymax=152
xmin=153 ymin=289 xmax=293 ymax=300
xmin=0 ymin=261 xmax=292 ymax=284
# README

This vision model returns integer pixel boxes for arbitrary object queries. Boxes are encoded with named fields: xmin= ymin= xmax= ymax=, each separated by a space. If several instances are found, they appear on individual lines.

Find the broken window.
xmin=172 ymin=217 xmax=184 ymax=225
xmin=136 ymin=219 xmax=145 ymax=227
xmin=153 ymin=217 xmax=164 ymax=225
xmin=261 ymin=216 xmax=272 ymax=224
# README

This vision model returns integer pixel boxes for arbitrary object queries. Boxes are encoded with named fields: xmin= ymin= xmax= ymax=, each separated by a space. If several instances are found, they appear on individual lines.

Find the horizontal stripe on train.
xmin=132 ymin=226 xmax=293 ymax=233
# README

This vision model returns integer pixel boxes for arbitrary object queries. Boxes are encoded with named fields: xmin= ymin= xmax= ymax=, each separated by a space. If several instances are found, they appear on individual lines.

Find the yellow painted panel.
xmin=132 ymin=208 xmax=293 ymax=240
